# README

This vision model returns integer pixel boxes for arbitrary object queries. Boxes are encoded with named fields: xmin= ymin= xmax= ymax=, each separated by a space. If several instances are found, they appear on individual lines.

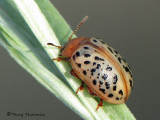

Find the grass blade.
xmin=0 ymin=0 xmax=136 ymax=119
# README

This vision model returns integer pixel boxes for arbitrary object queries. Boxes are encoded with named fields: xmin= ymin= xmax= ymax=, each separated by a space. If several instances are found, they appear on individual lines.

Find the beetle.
xmin=47 ymin=16 xmax=133 ymax=110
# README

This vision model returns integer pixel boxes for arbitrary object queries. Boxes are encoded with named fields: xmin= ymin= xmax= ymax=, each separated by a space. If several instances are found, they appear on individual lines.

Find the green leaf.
xmin=0 ymin=0 xmax=136 ymax=120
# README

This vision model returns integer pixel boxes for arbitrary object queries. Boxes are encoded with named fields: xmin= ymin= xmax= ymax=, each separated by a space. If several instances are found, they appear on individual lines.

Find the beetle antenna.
xmin=69 ymin=16 xmax=88 ymax=40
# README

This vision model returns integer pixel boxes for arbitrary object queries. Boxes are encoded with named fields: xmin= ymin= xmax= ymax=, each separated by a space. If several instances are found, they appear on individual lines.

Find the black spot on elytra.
xmin=93 ymin=62 xmax=96 ymax=66
xmin=102 ymin=74 xmax=108 ymax=80
xmin=126 ymin=67 xmax=130 ymax=72
xmin=113 ymin=74 xmax=118 ymax=84
xmin=97 ymin=73 xmax=100 ymax=76
xmin=122 ymin=58 xmax=126 ymax=63
xmin=129 ymin=71 xmax=133 ymax=78
xmin=114 ymin=50 xmax=119 ymax=54
xmin=118 ymin=57 xmax=121 ymax=63
xmin=108 ymin=47 xmax=113 ymax=53
xmin=95 ymin=56 xmax=100 ymax=60
xmin=129 ymin=79 xmax=133 ymax=89
xmin=93 ymin=39 xmax=97 ymax=42
xmin=127 ymin=64 xmax=131 ymax=69
xmin=99 ymin=81 xmax=103 ymax=85
xmin=83 ymin=70 xmax=87 ymax=75
xmin=106 ymin=67 xmax=112 ymax=71
xmin=93 ymin=79 xmax=97 ymax=85
xmin=119 ymin=90 xmax=123 ymax=95
xmin=123 ymin=65 xmax=129 ymax=72
xmin=100 ymin=58 xmax=104 ymax=61
xmin=73 ymin=55 xmax=75 ymax=60
xmin=77 ymin=63 xmax=81 ymax=67
xmin=99 ymin=88 xmax=105 ymax=94
xmin=84 ymin=61 xmax=91 ymax=64
xmin=84 ymin=54 xmax=91 ymax=57
xmin=105 ymin=82 xmax=110 ymax=89
xmin=96 ymin=64 xmax=101 ymax=69
xmin=101 ymin=41 xmax=105 ymax=44
xmin=76 ymin=51 xmax=80 ymax=57
xmin=131 ymin=73 xmax=133 ymax=78
xmin=83 ymin=46 xmax=89 ymax=49
xmin=108 ymin=93 xmax=113 ymax=97
xmin=91 ymin=68 xmax=96 ymax=73
xmin=113 ymin=86 xmax=117 ymax=91
xmin=116 ymin=97 xmax=120 ymax=100
xmin=95 ymin=56 xmax=104 ymax=61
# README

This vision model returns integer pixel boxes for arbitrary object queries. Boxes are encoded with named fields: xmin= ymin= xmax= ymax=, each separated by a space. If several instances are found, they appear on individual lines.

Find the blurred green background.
xmin=0 ymin=0 xmax=160 ymax=119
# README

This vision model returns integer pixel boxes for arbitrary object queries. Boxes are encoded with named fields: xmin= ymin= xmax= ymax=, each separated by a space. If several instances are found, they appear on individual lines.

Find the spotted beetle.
xmin=47 ymin=16 xmax=133 ymax=110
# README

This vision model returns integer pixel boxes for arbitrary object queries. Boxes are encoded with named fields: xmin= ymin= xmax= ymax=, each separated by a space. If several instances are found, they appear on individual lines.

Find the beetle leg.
xmin=52 ymin=57 xmax=69 ymax=62
xmin=96 ymin=99 xmax=103 ymax=111
xmin=87 ymin=86 xmax=97 ymax=96
xmin=47 ymin=43 xmax=68 ymax=61
xmin=86 ymin=86 xmax=103 ymax=110
xmin=70 ymin=69 xmax=84 ymax=94
xmin=70 ymin=69 xmax=79 ymax=78
xmin=47 ymin=43 xmax=62 ymax=49
xmin=76 ymin=82 xmax=84 ymax=94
